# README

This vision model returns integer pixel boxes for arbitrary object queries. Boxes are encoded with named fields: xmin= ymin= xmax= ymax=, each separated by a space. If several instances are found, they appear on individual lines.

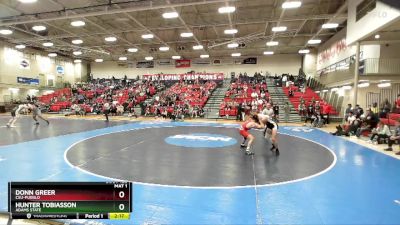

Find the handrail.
xmin=317 ymin=54 xmax=356 ymax=76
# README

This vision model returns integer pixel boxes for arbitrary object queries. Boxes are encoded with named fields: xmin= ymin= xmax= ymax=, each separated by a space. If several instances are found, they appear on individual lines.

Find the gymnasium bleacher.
xmin=282 ymin=85 xmax=339 ymax=115
xmin=219 ymin=80 xmax=269 ymax=117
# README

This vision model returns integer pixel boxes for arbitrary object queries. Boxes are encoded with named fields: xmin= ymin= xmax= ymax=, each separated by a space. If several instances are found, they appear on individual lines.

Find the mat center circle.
xmin=165 ymin=133 xmax=237 ymax=148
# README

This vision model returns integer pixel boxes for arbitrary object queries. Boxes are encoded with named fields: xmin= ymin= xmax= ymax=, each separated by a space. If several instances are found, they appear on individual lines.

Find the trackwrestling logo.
xmin=165 ymin=133 xmax=237 ymax=148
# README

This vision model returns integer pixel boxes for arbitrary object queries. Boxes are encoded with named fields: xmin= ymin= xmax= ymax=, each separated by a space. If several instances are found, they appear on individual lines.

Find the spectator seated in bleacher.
xmin=65 ymin=104 xmax=85 ymax=116
xmin=355 ymin=108 xmax=379 ymax=138
xmin=371 ymin=102 xmax=379 ymax=114
xmin=384 ymin=120 xmax=400 ymax=154
xmin=379 ymin=99 xmax=392 ymax=118
xmin=331 ymin=111 xmax=361 ymax=136
xmin=367 ymin=121 xmax=392 ymax=145
xmin=288 ymin=87 xmax=294 ymax=97
xmin=304 ymin=102 xmax=315 ymax=125
xmin=297 ymin=102 xmax=306 ymax=117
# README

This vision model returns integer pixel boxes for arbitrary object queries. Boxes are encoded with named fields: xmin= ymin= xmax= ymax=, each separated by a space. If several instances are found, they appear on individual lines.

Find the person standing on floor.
xmin=237 ymin=102 xmax=244 ymax=121
xmin=258 ymin=114 xmax=280 ymax=156
xmin=344 ymin=104 xmax=353 ymax=122
xmin=262 ymin=103 xmax=274 ymax=118
xmin=28 ymin=103 xmax=50 ymax=125
xmin=272 ymin=104 xmax=279 ymax=122
xmin=6 ymin=104 xmax=29 ymax=127
xmin=283 ymin=102 xmax=290 ymax=123
xmin=238 ymin=114 xmax=265 ymax=155
xmin=103 ymin=101 xmax=111 ymax=122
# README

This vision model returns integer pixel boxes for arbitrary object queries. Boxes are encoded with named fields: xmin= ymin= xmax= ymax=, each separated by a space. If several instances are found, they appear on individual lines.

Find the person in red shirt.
xmin=396 ymin=94 xmax=400 ymax=113
xmin=239 ymin=114 xmax=265 ymax=155
xmin=322 ymin=103 xmax=331 ymax=124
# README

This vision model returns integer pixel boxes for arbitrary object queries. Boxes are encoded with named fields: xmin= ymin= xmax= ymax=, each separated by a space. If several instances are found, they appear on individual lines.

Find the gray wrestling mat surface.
xmin=66 ymin=126 xmax=334 ymax=187
xmin=0 ymin=116 xmax=127 ymax=146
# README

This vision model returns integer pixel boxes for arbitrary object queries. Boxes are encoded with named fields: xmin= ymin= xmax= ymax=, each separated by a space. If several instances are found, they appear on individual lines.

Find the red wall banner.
xmin=143 ymin=73 xmax=224 ymax=81
xmin=175 ymin=59 xmax=191 ymax=68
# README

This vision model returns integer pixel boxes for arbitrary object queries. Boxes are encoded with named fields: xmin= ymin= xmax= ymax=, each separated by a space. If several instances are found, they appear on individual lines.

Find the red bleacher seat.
xmin=282 ymin=86 xmax=338 ymax=115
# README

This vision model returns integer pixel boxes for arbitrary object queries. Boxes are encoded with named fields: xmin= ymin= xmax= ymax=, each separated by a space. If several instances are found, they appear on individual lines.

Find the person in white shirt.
xmin=6 ymin=104 xmax=29 ymax=127
xmin=368 ymin=121 xmax=392 ymax=145
xmin=262 ymin=103 xmax=274 ymax=118
xmin=282 ymin=75 xmax=288 ymax=87
xmin=347 ymin=112 xmax=357 ymax=125
xmin=257 ymin=98 xmax=263 ymax=106
xmin=103 ymin=102 xmax=111 ymax=121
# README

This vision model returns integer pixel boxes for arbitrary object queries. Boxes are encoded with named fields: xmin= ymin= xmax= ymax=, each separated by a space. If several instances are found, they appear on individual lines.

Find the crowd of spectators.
xmin=300 ymin=99 xmax=333 ymax=127
xmin=141 ymin=80 xmax=216 ymax=120
xmin=220 ymin=73 xmax=292 ymax=122
xmin=39 ymin=77 xmax=164 ymax=117
xmin=38 ymin=76 xmax=217 ymax=121
xmin=331 ymin=95 xmax=400 ymax=154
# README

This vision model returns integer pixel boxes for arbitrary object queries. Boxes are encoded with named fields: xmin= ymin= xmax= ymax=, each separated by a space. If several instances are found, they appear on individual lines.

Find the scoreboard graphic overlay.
xmin=8 ymin=182 xmax=132 ymax=220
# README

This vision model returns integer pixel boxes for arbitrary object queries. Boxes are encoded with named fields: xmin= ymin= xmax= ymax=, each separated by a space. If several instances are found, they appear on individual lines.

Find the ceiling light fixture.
xmin=375 ymin=34 xmax=380 ymax=39
xmin=263 ymin=51 xmax=274 ymax=55
xmin=193 ymin=45 xmax=204 ymax=50
xmin=119 ymin=56 xmax=127 ymax=61
xmin=95 ymin=59 xmax=104 ymax=62
xmin=71 ymin=20 xmax=85 ymax=27
xmin=72 ymin=39 xmax=83 ymax=44
xmin=358 ymin=82 xmax=370 ymax=88
xmin=141 ymin=34 xmax=154 ymax=39
xmin=378 ymin=82 xmax=391 ymax=88
xmin=74 ymin=59 xmax=82 ymax=63
xmin=145 ymin=56 xmax=154 ymax=61
xmin=73 ymin=51 xmax=82 ymax=56
xmin=282 ymin=1 xmax=302 ymax=9
xmin=218 ymin=6 xmax=236 ymax=14
xmin=266 ymin=41 xmax=279 ymax=46
xmin=180 ymin=32 xmax=193 ymax=38
xmin=227 ymin=43 xmax=239 ymax=48
xmin=231 ymin=53 xmax=241 ymax=57
xmin=127 ymin=48 xmax=138 ymax=53
xmin=298 ymin=49 xmax=310 ymax=54
xmin=32 ymin=25 xmax=46 ymax=31
xmin=43 ymin=42 xmax=54 ymax=47
xmin=224 ymin=29 xmax=238 ymax=34
xmin=200 ymin=54 xmax=209 ymax=58
xmin=0 ymin=29 xmax=13 ymax=35
xmin=272 ymin=26 xmax=287 ymax=32
xmin=15 ymin=44 xmax=26 ymax=49
xmin=162 ymin=12 xmax=179 ymax=19
xmin=322 ymin=23 xmax=339 ymax=29
xmin=48 ymin=53 xmax=57 ymax=57
xmin=104 ymin=37 xmax=117 ymax=42
xmin=159 ymin=46 xmax=170 ymax=51
xmin=308 ymin=39 xmax=322 ymax=44
xmin=172 ymin=56 xmax=181 ymax=59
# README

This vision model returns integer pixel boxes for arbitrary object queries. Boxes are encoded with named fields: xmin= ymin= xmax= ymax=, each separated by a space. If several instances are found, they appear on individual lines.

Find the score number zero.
xmin=118 ymin=191 xmax=125 ymax=211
